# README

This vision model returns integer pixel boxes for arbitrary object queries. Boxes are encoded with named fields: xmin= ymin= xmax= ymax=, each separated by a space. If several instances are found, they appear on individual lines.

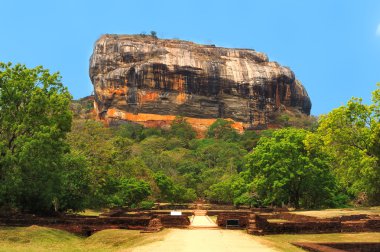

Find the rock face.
xmin=89 ymin=34 xmax=311 ymax=132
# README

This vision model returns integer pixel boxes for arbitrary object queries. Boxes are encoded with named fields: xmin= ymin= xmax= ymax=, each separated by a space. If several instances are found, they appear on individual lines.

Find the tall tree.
xmin=0 ymin=63 xmax=73 ymax=213
xmin=246 ymin=128 xmax=337 ymax=208
xmin=309 ymin=84 xmax=380 ymax=204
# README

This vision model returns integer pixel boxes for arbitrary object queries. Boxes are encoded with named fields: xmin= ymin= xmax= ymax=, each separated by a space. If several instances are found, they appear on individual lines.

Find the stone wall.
xmin=251 ymin=212 xmax=380 ymax=235
xmin=216 ymin=212 xmax=249 ymax=228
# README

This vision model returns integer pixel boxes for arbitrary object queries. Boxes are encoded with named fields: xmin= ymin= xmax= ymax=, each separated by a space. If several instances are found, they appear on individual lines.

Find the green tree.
xmin=117 ymin=178 xmax=152 ymax=207
xmin=207 ymin=119 xmax=239 ymax=141
xmin=0 ymin=62 xmax=72 ymax=213
xmin=206 ymin=179 xmax=234 ymax=204
xmin=115 ymin=123 xmax=144 ymax=141
xmin=150 ymin=31 xmax=158 ymax=39
xmin=170 ymin=117 xmax=196 ymax=143
xmin=206 ymin=172 xmax=259 ymax=206
xmin=66 ymin=119 xmax=117 ymax=208
xmin=195 ymin=140 xmax=246 ymax=171
xmin=154 ymin=172 xmax=177 ymax=202
xmin=98 ymin=177 xmax=151 ymax=208
xmin=58 ymin=153 xmax=90 ymax=211
xmin=154 ymin=172 xmax=196 ymax=202
xmin=239 ymin=130 xmax=261 ymax=151
xmin=246 ymin=128 xmax=337 ymax=208
xmin=309 ymin=85 xmax=380 ymax=204
xmin=177 ymin=160 xmax=205 ymax=190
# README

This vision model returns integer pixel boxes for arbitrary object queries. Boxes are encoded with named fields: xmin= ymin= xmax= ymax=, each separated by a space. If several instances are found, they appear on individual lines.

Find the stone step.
xmin=193 ymin=210 xmax=207 ymax=216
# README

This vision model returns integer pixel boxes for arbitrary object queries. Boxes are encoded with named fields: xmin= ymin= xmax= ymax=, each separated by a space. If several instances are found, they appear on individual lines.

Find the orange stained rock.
xmin=139 ymin=91 xmax=159 ymax=103
xmin=230 ymin=121 xmax=244 ymax=132
xmin=175 ymin=92 xmax=187 ymax=104
xmin=177 ymin=76 xmax=185 ymax=92
xmin=105 ymin=108 xmax=244 ymax=137
xmin=99 ymin=87 xmax=128 ymax=97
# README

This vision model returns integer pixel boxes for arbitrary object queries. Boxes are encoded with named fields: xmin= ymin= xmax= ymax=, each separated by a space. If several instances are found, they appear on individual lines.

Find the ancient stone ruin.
xmin=1 ymin=205 xmax=379 ymax=241
xmin=89 ymin=34 xmax=311 ymax=133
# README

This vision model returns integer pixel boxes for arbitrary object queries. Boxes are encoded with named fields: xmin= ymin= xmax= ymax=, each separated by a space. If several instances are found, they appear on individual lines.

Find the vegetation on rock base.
xmin=0 ymin=62 xmax=379 ymax=214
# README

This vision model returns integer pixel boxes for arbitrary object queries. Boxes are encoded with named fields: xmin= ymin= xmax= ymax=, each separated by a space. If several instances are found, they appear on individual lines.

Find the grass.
xmin=0 ymin=225 xmax=169 ymax=252
xmin=76 ymin=209 xmax=103 ymax=217
xmin=84 ymin=228 xmax=169 ymax=251
xmin=292 ymin=206 xmax=380 ymax=218
xmin=0 ymin=225 xmax=82 ymax=252
xmin=259 ymin=232 xmax=380 ymax=252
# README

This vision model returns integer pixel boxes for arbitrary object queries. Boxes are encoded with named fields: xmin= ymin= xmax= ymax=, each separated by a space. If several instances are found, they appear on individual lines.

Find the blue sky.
xmin=1 ymin=0 xmax=380 ymax=115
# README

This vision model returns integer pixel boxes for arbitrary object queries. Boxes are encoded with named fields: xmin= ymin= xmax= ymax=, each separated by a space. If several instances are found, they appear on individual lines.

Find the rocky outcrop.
xmin=89 ymin=34 xmax=311 ymax=132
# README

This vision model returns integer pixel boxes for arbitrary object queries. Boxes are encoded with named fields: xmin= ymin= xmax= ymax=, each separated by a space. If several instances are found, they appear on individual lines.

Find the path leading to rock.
xmin=190 ymin=215 xmax=218 ymax=228
xmin=131 ymin=229 xmax=277 ymax=252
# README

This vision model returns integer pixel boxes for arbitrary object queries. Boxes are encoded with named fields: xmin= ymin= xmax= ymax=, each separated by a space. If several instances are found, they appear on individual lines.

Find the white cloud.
xmin=376 ymin=24 xmax=380 ymax=36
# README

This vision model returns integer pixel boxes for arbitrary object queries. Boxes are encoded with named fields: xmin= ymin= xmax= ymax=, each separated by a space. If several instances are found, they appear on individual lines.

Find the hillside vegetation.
xmin=66 ymin=84 xmax=380 ymax=210
xmin=0 ymin=62 xmax=379 ymax=214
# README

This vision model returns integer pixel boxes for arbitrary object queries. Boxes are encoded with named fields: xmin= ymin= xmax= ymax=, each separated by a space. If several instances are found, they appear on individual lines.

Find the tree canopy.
xmin=308 ymin=85 xmax=380 ymax=204
xmin=245 ymin=128 xmax=337 ymax=208
xmin=0 ymin=63 xmax=75 ymax=213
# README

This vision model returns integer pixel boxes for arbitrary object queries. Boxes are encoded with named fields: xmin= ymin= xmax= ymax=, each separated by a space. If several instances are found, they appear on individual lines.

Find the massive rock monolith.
xmin=89 ymin=34 xmax=311 ymax=133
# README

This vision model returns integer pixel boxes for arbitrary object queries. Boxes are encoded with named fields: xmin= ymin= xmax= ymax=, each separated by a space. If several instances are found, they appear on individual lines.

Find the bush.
xmin=207 ymin=119 xmax=239 ymax=141
xmin=139 ymin=200 xmax=155 ymax=210
xmin=150 ymin=31 xmax=157 ymax=39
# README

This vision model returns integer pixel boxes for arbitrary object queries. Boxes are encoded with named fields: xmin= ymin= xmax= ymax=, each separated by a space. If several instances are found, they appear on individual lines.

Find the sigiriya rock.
xmin=89 ymin=34 xmax=311 ymax=133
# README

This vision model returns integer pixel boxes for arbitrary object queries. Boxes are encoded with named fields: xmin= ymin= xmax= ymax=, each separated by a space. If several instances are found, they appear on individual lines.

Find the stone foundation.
xmin=249 ymin=212 xmax=380 ymax=235
xmin=293 ymin=242 xmax=380 ymax=252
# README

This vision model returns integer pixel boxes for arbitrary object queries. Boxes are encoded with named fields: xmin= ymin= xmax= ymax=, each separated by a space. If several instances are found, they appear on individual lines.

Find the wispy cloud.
xmin=376 ymin=24 xmax=380 ymax=36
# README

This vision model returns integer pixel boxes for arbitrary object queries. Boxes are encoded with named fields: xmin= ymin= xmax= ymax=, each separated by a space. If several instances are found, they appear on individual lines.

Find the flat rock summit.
xmin=89 ymin=34 xmax=311 ymax=132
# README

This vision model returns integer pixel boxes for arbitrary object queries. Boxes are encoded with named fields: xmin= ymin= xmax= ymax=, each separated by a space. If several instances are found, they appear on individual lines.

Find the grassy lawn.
xmin=259 ymin=232 xmax=380 ymax=252
xmin=0 ymin=226 xmax=82 ymax=252
xmin=0 ymin=225 xmax=168 ymax=252
xmin=292 ymin=206 xmax=380 ymax=218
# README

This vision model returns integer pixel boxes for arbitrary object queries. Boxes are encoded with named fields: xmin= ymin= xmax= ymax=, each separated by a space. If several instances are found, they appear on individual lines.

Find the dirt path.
xmin=130 ymin=229 xmax=277 ymax=252
xmin=190 ymin=215 xmax=218 ymax=228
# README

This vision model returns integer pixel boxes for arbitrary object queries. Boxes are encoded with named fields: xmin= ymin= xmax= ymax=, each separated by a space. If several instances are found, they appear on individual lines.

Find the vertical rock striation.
xmin=89 ymin=34 xmax=311 ymax=132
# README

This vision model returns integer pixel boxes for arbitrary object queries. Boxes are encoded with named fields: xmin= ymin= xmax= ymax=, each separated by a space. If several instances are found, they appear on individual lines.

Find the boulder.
xmin=89 ymin=34 xmax=311 ymax=132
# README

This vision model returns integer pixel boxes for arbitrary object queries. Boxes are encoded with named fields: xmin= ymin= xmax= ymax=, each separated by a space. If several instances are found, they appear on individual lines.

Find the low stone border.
xmin=292 ymin=242 xmax=380 ymax=252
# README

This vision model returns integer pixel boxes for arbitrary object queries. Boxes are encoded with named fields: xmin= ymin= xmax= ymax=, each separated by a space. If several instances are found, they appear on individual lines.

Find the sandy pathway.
xmin=131 ymin=229 xmax=277 ymax=252
xmin=190 ymin=215 xmax=218 ymax=228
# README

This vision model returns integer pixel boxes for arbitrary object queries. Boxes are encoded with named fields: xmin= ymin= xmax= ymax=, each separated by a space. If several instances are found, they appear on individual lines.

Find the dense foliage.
xmin=0 ymin=63 xmax=84 ymax=213
xmin=245 ymin=128 xmax=337 ymax=208
xmin=1 ymin=62 xmax=379 ymax=213
xmin=65 ymin=118 xmax=251 ymax=208
xmin=64 ymin=84 xmax=380 ymax=209
xmin=307 ymin=86 xmax=380 ymax=204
